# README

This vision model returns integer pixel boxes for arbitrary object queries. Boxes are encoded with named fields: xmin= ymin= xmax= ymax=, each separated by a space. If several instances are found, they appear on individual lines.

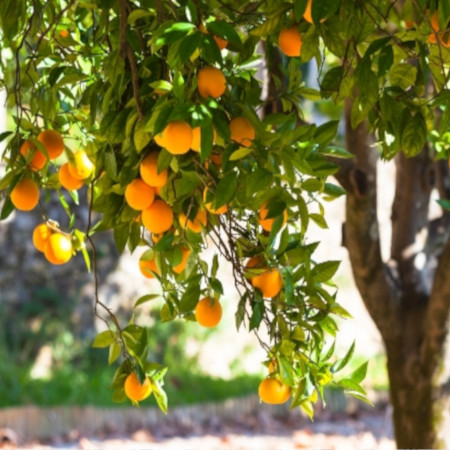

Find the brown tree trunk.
xmin=334 ymin=99 xmax=450 ymax=448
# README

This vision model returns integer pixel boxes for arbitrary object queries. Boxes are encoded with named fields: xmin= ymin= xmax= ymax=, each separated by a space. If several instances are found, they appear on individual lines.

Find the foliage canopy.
xmin=0 ymin=0 xmax=448 ymax=414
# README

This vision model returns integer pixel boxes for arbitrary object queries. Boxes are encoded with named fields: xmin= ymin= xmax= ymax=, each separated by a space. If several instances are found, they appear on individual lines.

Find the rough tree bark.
xmin=334 ymin=99 xmax=450 ymax=448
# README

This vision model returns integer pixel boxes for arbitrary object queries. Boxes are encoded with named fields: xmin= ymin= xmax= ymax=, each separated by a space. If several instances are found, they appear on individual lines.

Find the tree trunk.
xmin=334 ymin=99 xmax=450 ymax=448
xmin=387 ymin=349 xmax=434 ymax=448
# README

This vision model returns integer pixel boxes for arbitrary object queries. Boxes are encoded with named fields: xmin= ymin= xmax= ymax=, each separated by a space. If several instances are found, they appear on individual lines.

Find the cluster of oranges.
xmin=32 ymin=222 xmax=74 ymax=265
xmin=11 ymin=129 xmax=95 ymax=265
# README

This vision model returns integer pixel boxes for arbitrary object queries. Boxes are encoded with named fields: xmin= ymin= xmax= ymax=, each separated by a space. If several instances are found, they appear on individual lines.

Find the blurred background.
xmin=0 ymin=78 xmax=397 ymax=449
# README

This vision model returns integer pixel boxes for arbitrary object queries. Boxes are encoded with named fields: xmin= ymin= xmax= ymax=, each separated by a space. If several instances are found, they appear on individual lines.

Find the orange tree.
xmin=0 ymin=0 xmax=448 ymax=442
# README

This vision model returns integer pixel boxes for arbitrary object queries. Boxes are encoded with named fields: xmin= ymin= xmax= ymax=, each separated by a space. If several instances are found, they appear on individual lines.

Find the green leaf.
xmin=312 ymin=0 xmax=340 ymax=23
xmin=336 ymin=378 xmax=367 ymax=395
xmin=128 ymin=9 xmax=154 ymax=25
xmin=309 ymin=213 xmax=327 ymax=229
xmin=108 ymin=342 xmax=121 ymax=365
xmin=114 ymin=223 xmax=129 ymax=254
xmin=178 ymin=32 xmax=202 ymax=65
xmin=335 ymin=340 xmax=355 ymax=372
xmin=311 ymin=260 xmax=340 ymax=282
xmin=151 ymin=380 xmax=168 ymax=414
xmin=214 ymin=172 xmax=238 ymax=209
xmin=92 ymin=330 xmax=116 ymax=348
xmin=207 ymin=21 xmax=242 ymax=44
xmin=350 ymin=361 xmax=368 ymax=383
xmin=134 ymin=294 xmax=160 ymax=309
xmin=314 ymin=121 xmax=339 ymax=147
xmin=249 ymin=301 xmax=264 ymax=330
xmin=401 ymin=112 xmax=427 ymax=158
xmin=437 ymin=199 xmax=450 ymax=210
xmin=179 ymin=285 xmax=200 ymax=313
xmin=229 ymin=147 xmax=253 ymax=161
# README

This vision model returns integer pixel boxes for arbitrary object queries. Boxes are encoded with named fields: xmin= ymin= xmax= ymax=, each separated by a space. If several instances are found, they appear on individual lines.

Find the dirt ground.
xmin=17 ymin=408 xmax=395 ymax=450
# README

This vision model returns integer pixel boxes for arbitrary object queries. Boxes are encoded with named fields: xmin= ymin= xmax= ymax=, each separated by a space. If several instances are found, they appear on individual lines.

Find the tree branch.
xmin=342 ymin=99 xmax=399 ymax=344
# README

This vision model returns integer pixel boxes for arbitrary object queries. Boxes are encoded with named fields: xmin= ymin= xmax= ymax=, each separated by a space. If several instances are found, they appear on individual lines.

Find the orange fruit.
xmin=195 ymin=297 xmax=222 ymax=327
xmin=179 ymin=209 xmax=207 ymax=233
xmin=252 ymin=267 xmax=283 ymax=298
xmin=68 ymin=152 xmax=94 ymax=180
xmin=142 ymin=199 xmax=174 ymax=234
xmin=278 ymin=27 xmax=302 ymax=57
xmin=44 ymin=233 xmax=73 ymax=265
xmin=32 ymin=223 xmax=52 ymax=252
xmin=428 ymin=33 xmax=438 ymax=43
xmin=58 ymin=163 xmax=84 ymax=191
xmin=268 ymin=359 xmax=276 ymax=374
xmin=229 ymin=117 xmax=255 ymax=147
xmin=157 ymin=121 xmax=193 ymax=155
xmin=20 ymin=140 xmax=47 ymax=170
xmin=68 ymin=151 xmax=94 ymax=180
xmin=197 ymin=66 xmax=227 ymax=99
xmin=125 ymin=179 xmax=155 ymax=211
xmin=124 ymin=372 xmax=152 ymax=402
xmin=154 ymin=133 xmax=166 ymax=148
xmin=431 ymin=10 xmax=440 ymax=31
xmin=258 ymin=378 xmax=291 ymax=404
xmin=303 ymin=0 xmax=326 ymax=24
xmin=214 ymin=35 xmax=228 ymax=50
xmin=139 ymin=254 xmax=159 ymax=278
xmin=203 ymin=187 xmax=228 ymax=215
xmin=259 ymin=202 xmax=288 ymax=232
xmin=37 ymin=129 xmax=65 ymax=159
xmin=140 ymin=152 xmax=168 ymax=187
xmin=304 ymin=0 xmax=313 ymax=23
xmin=59 ymin=29 xmax=69 ymax=38
xmin=173 ymin=247 xmax=190 ymax=274
xmin=10 ymin=178 xmax=40 ymax=211
xmin=405 ymin=20 xmax=414 ymax=29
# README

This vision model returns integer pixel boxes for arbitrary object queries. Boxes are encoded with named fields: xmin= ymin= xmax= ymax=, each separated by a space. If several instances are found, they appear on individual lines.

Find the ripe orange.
xmin=157 ymin=121 xmax=193 ymax=155
xmin=140 ymin=152 xmax=168 ymax=187
xmin=229 ymin=117 xmax=255 ymax=147
xmin=258 ymin=378 xmax=291 ymax=404
xmin=20 ymin=140 xmax=47 ymax=170
xmin=195 ymin=297 xmax=222 ymax=327
xmin=139 ymin=254 xmax=159 ymax=278
xmin=32 ymin=223 xmax=52 ymax=252
xmin=37 ymin=129 xmax=65 ymax=159
xmin=68 ymin=151 xmax=94 ymax=180
xmin=58 ymin=163 xmax=84 ymax=191
xmin=278 ymin=27 xmax=302 ymax=57
xmin=203 ymin=187 xmax=228 ymax=215
xmin=252 ymin=267 xmax=283 ymax=298
xmin=431 ymin=10 xmax=440 ymax=32
xmin=173 ymin=247 xmax=190 ymax=274
xmin=259 ymin=202 xmax=288 ymax=232
xmin=179 ymin=209 xmax=207 ymax=233
xmin=142 ymin=199 xmax=174 ymax=234
xmin=304 ymin=0 xmax=313 ymax=23
xmin=10 ymin=178 xmax=40 ymax=211
xmin=214 ymin=35 xmax=228 ymax=50
xmin=44 ymin=233 xmax=73 ymax=265
xmin=125 ymin=179 xmax=155 ymax=211
xmin=59 ymin=29 xmax=69 ymax=38
xmin=124 ymin=372 xmax=152 ymax=402
xmin=197 ymin=66 xmax=227 ymax=99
